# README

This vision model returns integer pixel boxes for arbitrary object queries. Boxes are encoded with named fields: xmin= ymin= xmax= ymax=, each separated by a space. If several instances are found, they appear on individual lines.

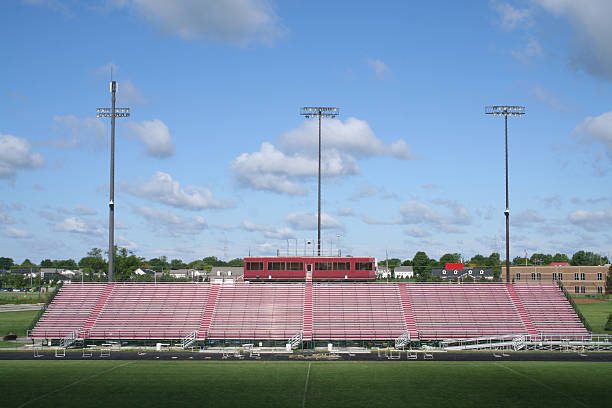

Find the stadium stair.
xmin=302 ymin=273 xmax=313 ymax=341
xmin=505 ymin=284 xmax=539 ymax=337
xmin=78 ymin=283 xmax=115 ymax=339
xmin=397 ymin=284 xmax=419 ymax=340
xmin=197 ymin=283 xmax=221 ymax=340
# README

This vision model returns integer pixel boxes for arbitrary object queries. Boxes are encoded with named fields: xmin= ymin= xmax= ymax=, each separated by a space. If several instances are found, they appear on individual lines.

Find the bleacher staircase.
xmin=397 ymin=284 xmax=419 ymax=340
xmin=505 ymin=284 xmax=539 ymax=337
xmin=302 ymin=272 xmax=313 ymax=341
xmin=78 ymin=283 xmax=115 ymax=339
xmin=197 ymin=283 xmax=220 ymax=340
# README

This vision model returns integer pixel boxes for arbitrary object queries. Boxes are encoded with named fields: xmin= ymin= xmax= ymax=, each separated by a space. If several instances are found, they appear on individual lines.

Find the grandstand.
xmin=29 ymin=282 xmax=589 ymax=344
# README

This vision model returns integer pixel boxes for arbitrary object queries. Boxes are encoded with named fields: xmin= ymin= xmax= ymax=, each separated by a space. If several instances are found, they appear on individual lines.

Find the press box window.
xmin=268 ymin=262 xmax=285 ymax=271
xmin=355 ymin=262 xmax=373 ymax=271
xmin=246 ymin=262 xmax=263 ymax=271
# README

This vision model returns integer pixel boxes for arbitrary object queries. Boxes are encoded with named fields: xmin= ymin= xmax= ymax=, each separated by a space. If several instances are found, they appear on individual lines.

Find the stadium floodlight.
xmin=300 ymin=106 xmax=340 ymax=256
xmin=96 ymin=81 xmax=130 ymax=282
xmin=485 ymin=105 xmax=525 ymax=283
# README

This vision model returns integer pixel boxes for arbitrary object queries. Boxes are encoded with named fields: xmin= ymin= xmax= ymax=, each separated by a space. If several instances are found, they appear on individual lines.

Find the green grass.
xmin=576 ymin=301 xmax=612 ymax=333
xmin=0 ymin=310 xmax=38 ymax=337
xmin=0 ymin=291 xmax=50 ymax=305
xmin=0 ymin=360 xmax=610 ymax=407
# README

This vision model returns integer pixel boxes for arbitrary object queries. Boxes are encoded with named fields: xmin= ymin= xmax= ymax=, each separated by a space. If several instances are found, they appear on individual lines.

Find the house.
xmin=134 ymin=268 xmax=156 ymax=276
xmin=431 ymin=267 xmax=494 ymax=280
xmin=394 ymin=266 xmax=414 ymax=279
xmin=376 ymin=267 xmax=392 ymax=279
xmin=209 ymin=267 xmax=243 ymax=279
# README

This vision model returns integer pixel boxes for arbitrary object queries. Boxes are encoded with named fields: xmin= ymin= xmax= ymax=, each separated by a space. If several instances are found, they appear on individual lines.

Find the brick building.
xmin=503 ymin=265 xmax=610 ymax=295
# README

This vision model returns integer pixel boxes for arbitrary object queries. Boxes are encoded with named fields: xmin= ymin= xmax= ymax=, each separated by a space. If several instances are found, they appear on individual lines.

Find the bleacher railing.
xmin=557 ymin=282 xmax=593 ymax=332
xmin=27 ymin=282 xmax=63 ymax=337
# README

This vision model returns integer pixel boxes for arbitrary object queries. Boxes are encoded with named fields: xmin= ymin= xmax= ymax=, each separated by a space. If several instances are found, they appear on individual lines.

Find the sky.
xmin=1 ymin=0 xmax=612 ymax=264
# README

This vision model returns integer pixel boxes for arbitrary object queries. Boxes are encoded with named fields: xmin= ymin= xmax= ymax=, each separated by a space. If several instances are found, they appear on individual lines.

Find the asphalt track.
xmin=2 ymin=350 xmax=612 ymax=362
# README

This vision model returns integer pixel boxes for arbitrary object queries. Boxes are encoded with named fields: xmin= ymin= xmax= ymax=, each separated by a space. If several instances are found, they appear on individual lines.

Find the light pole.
xmin=485 ymin=105 xmax=525 ymax=283
xmin=299 ymin=107 xmax=340 ymax=256
xmin=97 ymin=81 xmax=130 ymax=282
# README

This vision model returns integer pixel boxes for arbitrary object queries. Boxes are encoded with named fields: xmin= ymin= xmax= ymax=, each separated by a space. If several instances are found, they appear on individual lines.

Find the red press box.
xmin=244 ymin=256 xmax=376 ymax=281
xmin=445 ymin=263 xmax=464 ymax=270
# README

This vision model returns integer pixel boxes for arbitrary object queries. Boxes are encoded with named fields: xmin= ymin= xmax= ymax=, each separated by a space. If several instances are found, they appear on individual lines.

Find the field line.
xmin=17 ymin=361 xmax=133 ymax=408
xmin=302 ymin=361 xmax=312 ymax=408
xmin=494 ymin=362 xmax=587 ymax=408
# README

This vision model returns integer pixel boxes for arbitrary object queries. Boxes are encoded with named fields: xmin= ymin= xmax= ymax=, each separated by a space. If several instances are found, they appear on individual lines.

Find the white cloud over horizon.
xmin=285 ymin=212 xmax=344 ymax=231
xmin=111 ymin=0 xmax=285 ymax=46
xmin=125 ymin=119 xmax=175 ymax=158
xmin=120 ymin=171 xmax=232 ymax=210
xmin=0 ymin=133 xmax=45 ymax=180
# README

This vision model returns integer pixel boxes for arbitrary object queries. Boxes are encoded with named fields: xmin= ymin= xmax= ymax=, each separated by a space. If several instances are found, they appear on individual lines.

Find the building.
xmin=394 ymin=266 xmax=414 ymax=279
xmin=243 ymin=257 xmax=375 ymax=281
xmin=376 ymin=267 xmax=392 ymax=279
xmin=431 ymin=267 xmax=494 ymax=280
xmin=504 ymin=265 xmax=609 ymax=295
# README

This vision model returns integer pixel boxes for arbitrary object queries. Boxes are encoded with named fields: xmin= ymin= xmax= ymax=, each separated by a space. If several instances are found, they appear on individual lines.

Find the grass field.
xmin=0 ymin=291 xmax=50 ymax=305
xmin=575 ymin=301 xmax=612 ymax=333
xmin=0 ymin=360 xmax=610 ymax=407
xmin=0 ymin=310 xmax=38 ymax=337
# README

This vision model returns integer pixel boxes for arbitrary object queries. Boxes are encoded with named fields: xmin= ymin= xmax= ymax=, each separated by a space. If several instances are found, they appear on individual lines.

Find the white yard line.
xmin=494 ymin=362 xmax=587 ymax=408
xmin=302 ymin=361 xmax=312 ymax=408
xmin=17 ymin=361 xmax=133 ymax=408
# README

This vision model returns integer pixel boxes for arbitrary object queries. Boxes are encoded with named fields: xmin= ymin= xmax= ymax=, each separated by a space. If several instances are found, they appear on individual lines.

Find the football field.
xmin=1 ymin=360 xmax=611 ymax=408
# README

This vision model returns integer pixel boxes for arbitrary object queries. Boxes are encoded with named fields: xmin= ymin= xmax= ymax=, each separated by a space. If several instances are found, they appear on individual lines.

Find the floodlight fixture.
xmin=300 ymin=106 xmax=340 ymax=256
xmin=485 ymin=105 xmax=526 ymax=283
xmin=96 ymin=80 xmax=131 ymax=282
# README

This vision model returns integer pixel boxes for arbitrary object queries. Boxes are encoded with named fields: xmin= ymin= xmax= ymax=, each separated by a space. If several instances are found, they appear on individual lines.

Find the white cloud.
xmin=230 ymin=142 xmax=358 ymax=195
xmin=0 ymin=133 xmax=45 ymax=180
xmin=279 ymin=117 xmax=414 ymax=160
xmin=511 ymin=38 xmax=543 ymax=63
xmin=513 ymin=209 xmax=546 ymax=227
xmin=285 ymin=212 xmax=344 ymax=231
xmin=50 ymin=115 xmax=107 ymax=148
xmin=112 ymin=0 xmax=285 ymax=46
xmin=121 ymin=171 xmax=231 ymax=210
xmin=569 ymin=207 xmax=612 ymax=232
xmin=366 ymin=58 xmax=390 ymax=80
xmin=118 ymin=79 xmax=147 ymax=105
xmin=50 ymin=217 xmax=104 ymax=235
xmin=573 ymin=110 xmax=612 ymax=158
xmin=241 ymin=220 xmax=295 ymax=239
xmin=534 ymin=0 xmax=612 ymax=80
xmin=337 ymin=207 xmax=355 ymax=217
xmin=3 ymin=226 xmax=33 ymax=239
xmin=135 ymin=206 xmax=207 ymax=236
xmin=491 ymin=2 xmax=532 ymax=31
xmin=403 ymin=226 xmax=431 ymax=238
xmin=125 ymin=119 xmax=175 ymax=158
xmin=398 ymin=199 xmax=472 ymax=232
xmin=0 ymin=209 xmax=16 ymax=224
xmin=532 ymin=86 xmax=571 ymax=111
xmin=232 ymin=117 xmax=414 ymax=195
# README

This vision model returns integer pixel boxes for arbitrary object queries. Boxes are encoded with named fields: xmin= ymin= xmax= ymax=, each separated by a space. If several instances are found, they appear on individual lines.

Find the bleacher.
xmin=30 ymin=282 xmax=589 ymax=341
xmin=313 ymin=284 xmax=406 ymax=339
xmin=207 ymin=283 xmax=304 ymax=340
xmin=513 ymin=284 xmax=589 ymax=337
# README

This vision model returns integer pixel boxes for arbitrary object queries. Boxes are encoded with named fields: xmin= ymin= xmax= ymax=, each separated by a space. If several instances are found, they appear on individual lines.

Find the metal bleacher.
xmin=29 ymin=282 xmax=589 ymax=342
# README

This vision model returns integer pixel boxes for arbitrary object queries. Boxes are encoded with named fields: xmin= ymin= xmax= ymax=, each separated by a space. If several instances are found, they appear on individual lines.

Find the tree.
xmin=203 ymin=256 xmax=226 ymax=267
xmin=412 ymin=251 xmax=432 ymax=281
xmin=21 ymin=259 xmax=35 ymax=267
xmin=512 ymin=256 xmax=528 ymax=266
xmin=0 ymin=257 xmax=14 ymax=270
xmin=114 ymin=247 xmax=144 ymax=280
xmin=438 ymin=253 xmax=461 ymax=267
xmin=486 ymin=253 xmax=501 ymax=279
xmin=148 ymin=257 xmax=169 ymax=272
xmin=469 ymin=254 xmax=486 ymax=267
xmin=552 ymin=253 xmax=570 ymax=263
xmin=401 ymin=259 xmax=413 ymax=266
xmin=571 ymin=251 xmax=604 ymax=266
xmin=530 ymin=253 xmax=552 ymax=266
xmin=227 ymin=258 xmax=244 ymax=267
xmin=170 ymin=259 xmax=187 ymax=270
xmin=40 ymin=259 xmax=53 ymax=268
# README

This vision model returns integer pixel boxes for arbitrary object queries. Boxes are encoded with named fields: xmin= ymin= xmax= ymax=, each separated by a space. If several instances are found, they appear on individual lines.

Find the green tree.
xmin=401 ymin=259 xmax=413 ymax=266
xmin=463 ymin=275 xmax=474 ymax=283
xmin=0 ymin=257 xmax=13 ymax=270
xmin=21 ymin=259 xmax=35 ymax=267
xmin=438 ymin=253 xmax=461 ymax=267
xmin=40 ymin=259 xmax=53 ymax=268
xmin=552 ymin=253 xmax=570 ymax=263
xmin=412 ymin=251 xmax=432 ymax=281
xmin=113 ymin=247 xmax=144 ymax=280
xmin=512 ymin=256 xmax=528 ymax=266
xmin=486 ymin=253 xmax=501 ymax=279
xmin=469 ymin=254 xmax=486 ymax=267
xmin=203 ymin=256 xmax=226 ymax=266
xmin=571 ymin=251 xmax=605 ymax=266
xmin=227 ymin=258 xmax=244 ymax=267
xmin=529 ymin=253 xmax=552 ymax=266
xmin=170 ymin=259 xmax=187 ymax=269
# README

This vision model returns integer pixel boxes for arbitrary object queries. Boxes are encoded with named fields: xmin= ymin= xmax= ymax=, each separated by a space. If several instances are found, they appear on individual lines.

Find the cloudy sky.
xmin=1 ymin=0 xmax=612 ymax=263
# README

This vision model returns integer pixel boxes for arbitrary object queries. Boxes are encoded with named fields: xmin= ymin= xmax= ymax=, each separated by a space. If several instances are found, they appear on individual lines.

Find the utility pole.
xmin=97 ymin=81 xmax=130 ymax=282
xmin=299 ymin=107 xmax=340 ymax=256
xmin=485 ymin=105 xmax=525 ymax=283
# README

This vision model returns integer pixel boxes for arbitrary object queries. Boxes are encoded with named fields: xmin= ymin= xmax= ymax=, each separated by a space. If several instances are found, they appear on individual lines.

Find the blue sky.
xmin=1 ymin=0 xmax=612 ymax=264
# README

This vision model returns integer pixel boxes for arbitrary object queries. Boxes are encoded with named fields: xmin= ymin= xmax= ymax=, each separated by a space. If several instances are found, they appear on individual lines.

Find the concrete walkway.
xmin=0 ymin=303 xmax=44 ymax=312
